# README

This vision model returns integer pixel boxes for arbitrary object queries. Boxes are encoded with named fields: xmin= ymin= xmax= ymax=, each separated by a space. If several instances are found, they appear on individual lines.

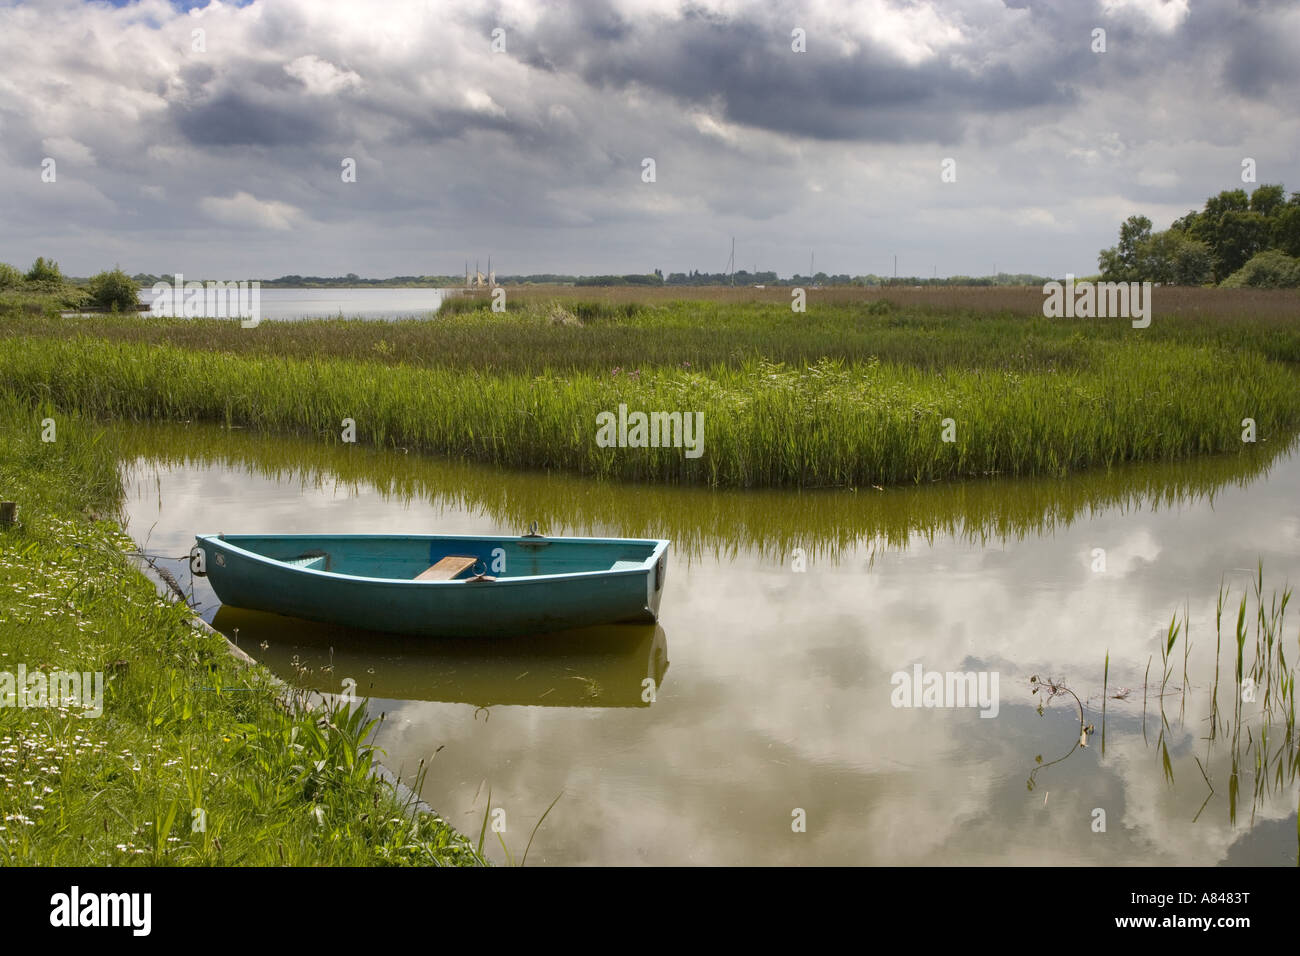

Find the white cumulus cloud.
xmin=199 ymin=191 xmax=303 ymax=231
xmin=284 ymin=55 xmax=362 ymax=96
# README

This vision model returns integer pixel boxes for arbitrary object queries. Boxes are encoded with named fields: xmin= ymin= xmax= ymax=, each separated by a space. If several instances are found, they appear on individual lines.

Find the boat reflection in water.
xmin=211 ymin=605 xmax=669 ymax=709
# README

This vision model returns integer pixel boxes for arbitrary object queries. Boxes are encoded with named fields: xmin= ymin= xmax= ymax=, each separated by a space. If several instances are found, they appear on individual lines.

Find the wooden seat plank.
xmin=415 ymin=555 xmax=478 ymax=581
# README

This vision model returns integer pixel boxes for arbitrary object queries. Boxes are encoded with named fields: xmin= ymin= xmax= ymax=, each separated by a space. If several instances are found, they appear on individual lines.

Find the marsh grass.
xmin=1102 ymin=651 xmax=1108 ymax=756
xmin=0 ymin=395 xmax=480 ymax=865
xmin=5 ymin=290 xmax=1300 ymax=371
xmin=5 ymin=289 xmax=1299 ymax=489
xmin=2 ymin=328 xmax=1296 ymax=489
xmin=470 ymin=783 xmax=563 ymax=866
xmin=1139 ymin=569 xmax=1299 ymax=833
xmin=456 ymin=284 xmax=1300 ymax=329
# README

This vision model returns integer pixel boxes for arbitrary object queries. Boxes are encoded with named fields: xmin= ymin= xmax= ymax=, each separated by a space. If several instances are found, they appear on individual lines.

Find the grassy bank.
xmin=0 ymin=395 xmax=479 ymax=864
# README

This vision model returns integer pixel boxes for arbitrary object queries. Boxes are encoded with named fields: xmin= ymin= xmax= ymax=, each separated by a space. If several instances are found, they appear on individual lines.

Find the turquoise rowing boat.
xmin=193 ymin=532 xmax=670 ymax=638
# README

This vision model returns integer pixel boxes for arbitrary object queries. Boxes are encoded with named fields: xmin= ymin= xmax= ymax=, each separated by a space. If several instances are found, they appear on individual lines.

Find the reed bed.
xmin=115 ymin=417 xmax=1291 ymax=564
xmin=450 ymin=284 xmax=1300 ymax=321
xmin=3 ymin=333 xmax=1297 ymax=489
xmin=6 ymin=294 xmax=1300 ymax=372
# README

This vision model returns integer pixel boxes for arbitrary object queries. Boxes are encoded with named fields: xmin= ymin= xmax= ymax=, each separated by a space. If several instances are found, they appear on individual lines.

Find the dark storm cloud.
xmin=173 ymin=91 xmax=334 ymax=147
xmin=1215 ymin=8 xmax=1300 ymax=97
xmin=503 ymin=0 xmax=1300 ymax=144
xmin=506 ymin=3 xmax=1086 ymax=143
xmin=371 ymin=101 xmax=529 ymax=146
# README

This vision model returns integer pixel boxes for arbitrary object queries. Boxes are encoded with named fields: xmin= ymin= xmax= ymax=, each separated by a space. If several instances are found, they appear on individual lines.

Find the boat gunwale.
xmin=195 ymin=532 xmax=670 ymax=587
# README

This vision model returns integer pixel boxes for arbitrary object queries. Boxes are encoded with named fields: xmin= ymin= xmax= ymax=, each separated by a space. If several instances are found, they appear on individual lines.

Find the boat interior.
xmin=211 ymin=534 xmax=662 ymax=581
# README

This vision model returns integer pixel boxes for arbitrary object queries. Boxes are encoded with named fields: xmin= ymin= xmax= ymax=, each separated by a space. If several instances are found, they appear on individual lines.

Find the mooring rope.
xmin=116 ymin=548 xmax=197 ymax=604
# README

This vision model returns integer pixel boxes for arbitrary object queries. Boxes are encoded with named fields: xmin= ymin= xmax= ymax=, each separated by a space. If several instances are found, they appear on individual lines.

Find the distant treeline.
xmin=509 ymin=269 xmax=1055 ymax=287
xmin=121 ymin=270 xmax=1055 ymax=288
xmin=657 ymin=270 xmax=1055 ymax=288
xmin=1099 ymin=184 xmax=1300 ymax=287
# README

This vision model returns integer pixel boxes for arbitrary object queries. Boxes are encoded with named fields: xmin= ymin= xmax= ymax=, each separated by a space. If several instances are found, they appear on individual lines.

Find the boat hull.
xmin=194 ymin=533 xmax=669 ymax=638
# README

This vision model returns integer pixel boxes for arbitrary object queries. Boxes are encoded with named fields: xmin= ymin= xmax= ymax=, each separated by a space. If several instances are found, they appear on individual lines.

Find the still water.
xmin=117 ymin=423 xmax=1300 ymax=865
xmin=133 ymin=287 xmax=452 ymax=320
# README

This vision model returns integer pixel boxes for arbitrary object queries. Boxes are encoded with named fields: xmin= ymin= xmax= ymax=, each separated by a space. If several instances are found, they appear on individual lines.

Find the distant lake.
xmin=134 ymin=287 xmax=455 ymax=320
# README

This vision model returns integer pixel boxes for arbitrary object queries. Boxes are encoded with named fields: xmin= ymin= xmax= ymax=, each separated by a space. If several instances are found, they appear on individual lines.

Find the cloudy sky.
xmin=1 ymin=0 xmax=1297 ymax=279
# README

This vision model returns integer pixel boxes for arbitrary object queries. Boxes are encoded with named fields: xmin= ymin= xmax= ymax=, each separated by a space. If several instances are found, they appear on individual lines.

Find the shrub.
xmin=1220 ymin=250 xmax=1300 ymax=289
xmin=88 ymin=267 xmax=141 ymax=311
xmin=24 ymin=257 xmax=62 ymax=284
